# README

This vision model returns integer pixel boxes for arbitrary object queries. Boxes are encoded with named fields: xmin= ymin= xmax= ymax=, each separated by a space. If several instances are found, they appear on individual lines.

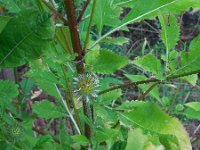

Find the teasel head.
xmin=4 ymin=123 xmax=24 ymax=142
xmin=74 ymin=73 xmax=99 ymax=102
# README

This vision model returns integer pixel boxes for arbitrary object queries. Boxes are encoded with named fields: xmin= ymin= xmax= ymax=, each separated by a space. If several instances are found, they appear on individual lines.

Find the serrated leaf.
xmin=159 ymin=14 xmax=180 ymax=51
xmin=181 ymin=74 xmax=198 ymax=86
xmin=32 ymin=100 xmax=65 ymax=119
xmin=133 ymin=53 xmax=163 ymax=79
xmin=123 ymin=0 xmax=200 ymax=22
xmin=0 ymin=80 xmax=18 ymax=107
xmin=89 ymin=0 xmax=200 ymax=49
xmin=0 ymin=9 xmax=54 ymax=67
xmin=26 ymin=61 xmax=60 ymax=99
xmin=86 ymin=49 xmax=129 ymax=74
xmin=120 ymin=101 xmax=192 ymax=150
xmin=168 ymin=37 xmax=200 ymax=77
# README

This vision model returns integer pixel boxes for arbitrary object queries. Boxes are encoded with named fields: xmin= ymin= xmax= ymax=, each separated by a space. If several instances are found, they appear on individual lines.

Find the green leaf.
xmin=125 ymin=128 xmax=148 ymax=150
xmin=0 ymin=0 xmax=38 ymax=13
xmin=184 ymin=108 xmax=200 ymax=120
xmin=86 ymin=49 xmax=129 ymax=74
xmin=185 ymin=102 xmax=200 ymax=112
xmin=32 ymin=100 xmax=65 ymax=119
xmin=59 ymin=121 xmax=72 ymax=149
xmin=159 ymin=134 xmax=179 ymax=150
xmin=102 ymin=37 xmax=129 ymax=46
xmin=159 ymin=14 xmax=180 ymax=51
xmin=99 ymin=77 xmax=123 ymax=104
xmin=125 ymin=74 xmax=160 ymax=101
xmin=0 ymin=80 xmax=18 ymax=107
xmin=120 ymin=101 xmax=192 ymax=150
xmin=94 ymin=103 xmax=118 ymax=123
xmin=71 ymin=135 xmax=89 ymax=146
xmin=55 ymin=26 xmax=72 ymax=52
xmin=89 ymin=0 xmax=200 ymax=49
xmin=92 ymin=0 xmax=121 ymax=32
xmin=0 ymin=16 xmax=11 ymax=34
xmin=0 ymin=9 xmax=54 ymax=67
xmin=123 ymin=0 xmax=200 ymax=22
xmin=133 ymin=53 xmax=163 ymax=79
xmin=25 ymin=61 xmax=60 ymax=99
xmin=168 ymin=37 xmax=200 ymax=77
xmin=181 ymin=74 xmax=198 ymax=86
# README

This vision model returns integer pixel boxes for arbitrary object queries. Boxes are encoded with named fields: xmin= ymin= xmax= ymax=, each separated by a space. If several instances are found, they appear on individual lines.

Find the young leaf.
xmin=159 ymin=14 xmax=180 ymax=52
xmin=0 ymin=80 xmax=18 ymax=107
xmin=86 ymin=49 xmax=129 ymax=74
xmin=168 ymin=36 xmax=200 ymax=77
xmin=185 ymin=102 xmax=200 ymax=112
xmin=32 ymin=100 xmax=66 ymax=119
xmin=133 ymin=53 xmax=163 ymax=79
xmin=0 ymin=9 xmax=54 ymax=67
xmin=120 ymin=101 xmax=192 ymax=150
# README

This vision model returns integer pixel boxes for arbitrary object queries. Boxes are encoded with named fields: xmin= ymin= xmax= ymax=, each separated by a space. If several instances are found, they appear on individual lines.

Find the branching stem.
xmin=41 ymin=0 xmax=68 ymax=25
xmin=77 ymin=0 xmax=91 ymax=23
xmin=99 ymin=70 xmax=200 ymax=95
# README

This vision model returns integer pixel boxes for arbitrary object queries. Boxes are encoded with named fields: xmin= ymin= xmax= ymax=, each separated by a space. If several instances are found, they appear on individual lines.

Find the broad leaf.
xmin=86 ymin=49 xmax=129 ymax=74
xmin=89 ymin=0 xmax=200 ymax=49
xmin=159 ymin=14 xmax=180 ymax=52
xmin=32 ymin=100 xmax=65 ymax=119
xmin=168 ymin=37 xmax=200 ymax=77
xmin=181 ymin=74 xmax=198 ymax=86
xmin=0 ymin=80 xmax=18 ymax=107
xmin=26 ymin=60 xmax=61 ymax=100
xmin=0 ymin=9 xmax=54 ymax=67
xmin=123 ymin=0 xmax=200 ymax=22
xmin=125 ymin=128 xmax=148 ymax=150
xmin=133 ymin=53 xmax=163 ymax=79
xmin=0 ymin=0 xmax=38 ymax=13
xmin=119 ymin=101 xmax=192 ymax=150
